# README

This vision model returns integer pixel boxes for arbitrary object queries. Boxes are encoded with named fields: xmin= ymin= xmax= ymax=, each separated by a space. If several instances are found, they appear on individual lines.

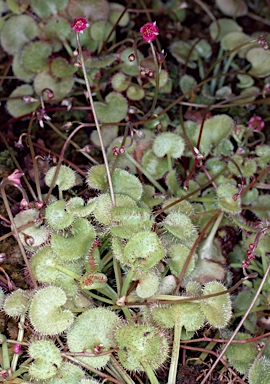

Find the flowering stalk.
xmin=72 ymin=19 xmax=115 ymax=206
xmin=133 ymin=22 xmax=161 ymax=119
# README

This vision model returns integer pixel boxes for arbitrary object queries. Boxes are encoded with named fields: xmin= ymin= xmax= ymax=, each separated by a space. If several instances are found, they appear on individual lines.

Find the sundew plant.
xmin=0 ymin=1 xmax=270 ymax=383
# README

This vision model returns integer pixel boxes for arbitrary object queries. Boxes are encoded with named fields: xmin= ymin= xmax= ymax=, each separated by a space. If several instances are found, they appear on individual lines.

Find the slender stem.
xmin=0 ymin=187 xmax=37 ymax=289
xmin=168 ymin=323 xmax=182 ymax=384
xmin=0 ymin=333 xmax=10 ymax=369
xmin=140 ymin=360 xmax=160 ymax=384
xmin=11 ymin=314 xmax=25 ymax=372
xmin=76 ymin=32 xmax=115 ymax=206
xmin=110 ymin=356 xmax=136 ymax=384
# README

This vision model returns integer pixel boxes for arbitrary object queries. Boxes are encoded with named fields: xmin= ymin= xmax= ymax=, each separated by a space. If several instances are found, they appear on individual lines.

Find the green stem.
xmin=110 ymin=356 xmax=136 ymax=384
xmin=11 ymin=315 xmax=25 ymax=373
xmin=168 ymin=323 xmax=182 ymax=384
xmin=76 ymin=32 xmax=115 ymax=206
xmin=121 ymin=268 xmax=135 ymax=297
xmin=0 ymin=333 xmax=10 ymax=369
xmin=167 ymin=155 xmax=172 ymax=172
xmin=140 ymin=360 xmax=160 ymax=384
xmin=125 ymin=153 xmax=166 ymax=193
xmin=0 ymin=188 xmax=37 ymax=289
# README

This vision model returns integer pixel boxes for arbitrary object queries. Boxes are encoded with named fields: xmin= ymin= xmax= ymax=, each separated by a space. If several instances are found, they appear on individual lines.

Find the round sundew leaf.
xmin=123 ymin=231 xmax=165 ymax=270
xmin=49 ymin=362 xmax=85 ymax=384
xmin=248 ymin=356 xmax=270 ymax=384
xmin=29 ymin=286 xmax=74 ymax=335
xmin=30 ymin=245 xmax=59 ymax=284
xmin=151 ymin=305 xmax=176 ymax=328
xmin=6 ymin=0 xmax=29 ymax=14
xmin=34 ymin=71 xmax=74 ymax=100
xmin=170 ymin=40 xmax=199 ymax=68
xmin=85 ymin=54 xmax=116 ymax=69
xmin=28 ymin=340 xmax=62 ymax=380
xmin=45 ymin=165 xmax=76 ymax=191
xmin=0 ymin=14 xmax=38 ymax=55
xmin=95 ymin=92 xmax=128 ymax=123
xmin=45 ymin=200 xmax=74 ymax=230
xmin=116 ymin=324 xmax=169 ymax=371
xmin=87 ymin=164 xmax=107 ymax=190
xmin=111 ymin=72 xmax=129 ymax=92
xmin=209 ymin=18 xmax=242 ymax=42
xmin=168 ymin=243 xmax=196 ymax=278
xmin=66 ymin=196 xmax=97 ymax=217
xmin=225 ymin=332 xmax=258 ymax=374
xmin=215 ymin=0 xmax=247 ymax=17
xmin=216 ymin=183 xmax=241 ymax=214
xmin=21 ymin=41 xmax=52 ymax=72
xmin=126 ymin=84 xmax=145 ymax=100
xmin=30 ymin=0 xmax=68 ymax=18
xmin=90 ymin=20 xmax=114 ymax=42
xmin=51 ymin=218 xmax=96 ymax=261
xmin=67 ymin=0 xmax=109 ymax=21
xmin=141 ymin=149 xmax=169 ymax=179
xmin=90 ymin=125 xmax=118 ymax=148
xmin=67 ymin=307 xmax=122 ymax=368
xmin=112 ymin=168 xmax=143 ymax=201
xmin=180 ymin=74 xmax=197 ymax=95
xmin=135 ymin=269 xmax=160 ymax=298
xmin=163 ymin=212 xmax=196 ymax=241
xmin=51 ymin=57 xmax=77 ymax=78
xmin=153 ymin=132 xmax=185 ymax=158
xmin=6 ymin=84 xmax=39 ymax=118
xmin=173 ymin=302 xmax=205 ymax=331
xmin=221 ymin=31 xmax=252 ymax=58
xmin=4 ymin=289 xmax=31 ymax=317
xmin=13 ymin=208 xmax=50 ymax=247
xmin=110 ymin=206 xmax=153 ymax=239
xmin=246 ymin=47 xmax=270 ymax=78
xmin=43 ymin=16 xmax=71 ymax=41
xmin=109 ymin=2 xmax=130 ymax=27
xmin=94 ymin=193 xmax=137 ymax=226
xmin=12 ymin=52 xmax=36 ymax=81
xmin=200 ymin=281 xmax=232 ymax=328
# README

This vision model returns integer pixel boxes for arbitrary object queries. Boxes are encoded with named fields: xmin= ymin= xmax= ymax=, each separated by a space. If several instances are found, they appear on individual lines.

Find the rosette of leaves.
xmin=28 ymin=286 xmax=74 ymax=335
xmin=116 ymin=324 xmax=169 ymax=372
xmin=67 ymin=307 xmax=122 ymax=368
xmin=28 ymin=340 xmax=62 ymax=380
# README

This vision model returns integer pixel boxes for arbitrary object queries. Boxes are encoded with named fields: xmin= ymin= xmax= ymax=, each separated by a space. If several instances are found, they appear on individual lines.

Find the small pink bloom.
xmin=140 ymin=22 xmax=159 ymax=43
xmin=13 ymin=344 xmax=21 ymax=354
xmin=248 ymin=116 xmax=265 ymax=131
xmin=71 ymin=17 xmax=89 ymax=33
xmin=7 ymin=169 xmax=23 ymax=186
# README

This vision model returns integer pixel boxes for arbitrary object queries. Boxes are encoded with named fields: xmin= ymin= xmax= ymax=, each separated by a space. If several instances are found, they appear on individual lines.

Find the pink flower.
xmin=248 ymin=116 xmax=265 ymax=131
xmin=71 ymin=17 xmax=89 ymax=33
xmin=140 ymin=22 xmax=159 ymax=43
xmin=7 ymin=169 xmax=23 ymax=186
